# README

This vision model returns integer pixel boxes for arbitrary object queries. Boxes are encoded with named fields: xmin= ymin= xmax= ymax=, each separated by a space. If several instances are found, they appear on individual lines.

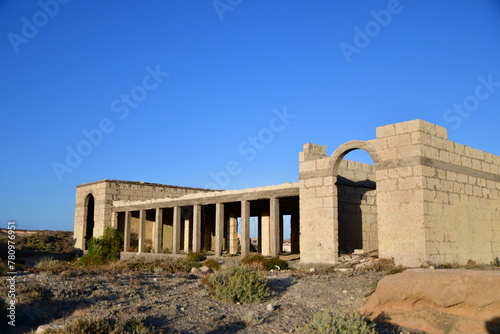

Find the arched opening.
xmin=331 ymin=141 xmax=379 ymax=257
xmin=84 ymin=194 xmax=95 ymax=250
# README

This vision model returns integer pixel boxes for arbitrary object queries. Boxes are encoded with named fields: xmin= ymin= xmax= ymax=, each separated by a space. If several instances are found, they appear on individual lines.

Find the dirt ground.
xmin=0 ymin=257 xmax=424 ymax=334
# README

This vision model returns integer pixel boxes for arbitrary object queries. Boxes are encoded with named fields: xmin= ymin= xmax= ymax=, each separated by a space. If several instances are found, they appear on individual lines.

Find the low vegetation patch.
xmin=363 ymin=258 xmax=404 ymax=274
xmin=79 ymin=227 xmax=123 ymax=266
xmin=185 ymin=251 xmax=206 ymax=262
xmin=0 ymin=260 xmax=8 ymax=276
xmin=302 ymin=309 xmax=377 ymax=334
xmin=203 ymin=265 xmax=270 ymax=304
xmin=33 ymin=258 xmax=71 ymax=274
xmin=203 ymin=258 xmax=221 ymax=271
xmin=46 ymin=317 xmax=154 ymax=334
xmin=0 ymin=229 xmax=74 ymax=253
xmin=17 ymin=280 xmax=52 ymax=304
xmin=264 ymin=257 xmax=289 ymax=271
xmin=241 ymin=254 xmax=289 ymax=271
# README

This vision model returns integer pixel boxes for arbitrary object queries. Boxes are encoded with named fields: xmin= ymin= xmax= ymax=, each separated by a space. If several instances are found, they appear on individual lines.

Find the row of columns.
xmin=115 ymin=198 xmax=290 ymax=257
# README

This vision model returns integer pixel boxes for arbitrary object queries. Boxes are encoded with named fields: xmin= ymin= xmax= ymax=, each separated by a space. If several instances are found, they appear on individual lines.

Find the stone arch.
xmin=330 ymin=140 xmax=380 ymax=175
xmin=330 ymin=140 xmax=380 ymax=255
xmin=84 ymin=193 xmax=95 ymax=250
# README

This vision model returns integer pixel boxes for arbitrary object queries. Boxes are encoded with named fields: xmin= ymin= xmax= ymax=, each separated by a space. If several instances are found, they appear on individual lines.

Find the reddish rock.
xmin=361 ymin=269 xmax=500 ymax=334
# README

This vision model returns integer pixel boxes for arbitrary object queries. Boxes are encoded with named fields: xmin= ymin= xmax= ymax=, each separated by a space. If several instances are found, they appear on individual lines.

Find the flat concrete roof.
xmin=112 ymin=182 xmax=300 ymax=211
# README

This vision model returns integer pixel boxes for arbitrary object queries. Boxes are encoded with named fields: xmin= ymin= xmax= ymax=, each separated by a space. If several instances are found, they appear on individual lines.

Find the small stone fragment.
xmin=37 ymin=324 xmax=64 ymax=333
xmin=199 ymin=265 xmax=213 ymax=274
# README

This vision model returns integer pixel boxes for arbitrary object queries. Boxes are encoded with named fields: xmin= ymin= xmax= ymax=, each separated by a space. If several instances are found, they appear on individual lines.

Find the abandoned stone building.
xmin=74 ymin=119 xmax=500 ymax=267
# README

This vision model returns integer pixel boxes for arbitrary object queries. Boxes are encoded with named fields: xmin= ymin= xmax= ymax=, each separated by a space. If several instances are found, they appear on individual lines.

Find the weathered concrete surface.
xmin=361 ymin=269 xmax=500 ymax=334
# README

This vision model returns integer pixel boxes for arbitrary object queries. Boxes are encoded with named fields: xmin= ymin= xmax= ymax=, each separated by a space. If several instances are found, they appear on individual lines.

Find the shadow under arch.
xmin=84 ymin=193 xmax=95 ymax=250
xmin=330 ymin=140 xmax=380 ymax=255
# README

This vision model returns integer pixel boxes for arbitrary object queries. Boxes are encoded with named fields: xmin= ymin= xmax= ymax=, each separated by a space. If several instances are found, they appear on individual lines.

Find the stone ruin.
xmin=73 ymin=119 xmax=500 ymax=266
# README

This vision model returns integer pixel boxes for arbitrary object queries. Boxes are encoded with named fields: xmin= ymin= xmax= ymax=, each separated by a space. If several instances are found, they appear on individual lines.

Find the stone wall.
xmin=373 ymin=120 xmax=500 ymax=265
xmin=337 ymin=160 xmax=377 ymax=253
xmin=372 ymin=121 xmax=431 ymax=266
xmin=299 ymin=119 xmax=500 ymax=266
xmin=74 ymin=180 xmax=212 ymax=249
xmin=299 ymin=149 xmax=378 ymax=263
xmin=419 ymin=132 xmax=500 ymax=264
xmin=299 ymin=143 xmax=338 ymax=264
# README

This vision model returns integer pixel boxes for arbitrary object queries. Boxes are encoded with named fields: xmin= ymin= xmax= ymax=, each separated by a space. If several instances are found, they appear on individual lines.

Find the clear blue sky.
xmin=1 ymin=0 xmax=500 ymax=232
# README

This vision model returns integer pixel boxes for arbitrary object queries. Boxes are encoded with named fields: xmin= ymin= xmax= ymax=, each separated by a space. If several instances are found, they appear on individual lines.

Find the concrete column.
xmin=215 ymin=203 xmax=224 ymax=257
xmin=184 ymin=217 xmax=191 ymax=253
xmin=172 ymin=206 xmax=181 ymax=254
xmin=193 ymin=204 xmax=202 ymax=253
xmin=291 ymin=211 xmax=300 ymax=254
xmin=270 ymin=198 xmax=280 ymax=257
xmin=138 ymin=210 xmax=146 ymax=253
xmin=111 ymin=212 xmax=118 ymax=228
xmin=153 ymin=208 xmax=163 ymax=253
xmin=123 ymin=211 xmax=131 ymax=252
xmin=257 ymin=216 xmax=262 ymax=253
xmin=228 ymin=214 xmax=238 ymax=254
xmin=241 ymin=200 xmax=250 ymax=256
xmin=279 ymin=214 xmax=284 ymax=253
xmin=261 ymin=211 xmax=271 ymax=256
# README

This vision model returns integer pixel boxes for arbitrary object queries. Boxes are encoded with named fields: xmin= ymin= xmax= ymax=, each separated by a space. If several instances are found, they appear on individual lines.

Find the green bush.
xmin=203 ymin=258 xmax=221 ymax=271
xmin=80 ymin=227 xmax=123 ymax=266
xmin=204 ymin=265 xmax=270 ymax=304
xmin=264 ymin=257 xmax=289 ymax=271
xmin=303 ymin=309 xmax=377 ymax=334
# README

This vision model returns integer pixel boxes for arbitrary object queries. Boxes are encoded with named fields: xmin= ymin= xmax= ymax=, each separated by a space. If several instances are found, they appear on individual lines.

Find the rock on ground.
xmin=361 ymin=269 xmax=500 ymax=334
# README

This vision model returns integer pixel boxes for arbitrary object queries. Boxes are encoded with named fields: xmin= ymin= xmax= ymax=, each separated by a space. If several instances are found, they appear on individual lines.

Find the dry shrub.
xmin=242 ymin=311 xmax=264 ymax=327
xmin=17 ymin=280 xmax=52 ymax=304
xmin=203 ymin=258 xmax=221 ymax=271
xmin=203 ymin=265 xmax=270 ymax=304
xmin=123 ymin=258 xmax=193 ymax=273
xmin=0 ymin=260 xmax=8 ymax=276
xmin=241 ymin=254 xmax=289 ymax=271
xmin=303 ymin=309 xmax=377 ymax=334
xmin=363 ymin=258 xmax=404 ymax=274
xmin=241 ymin=254 xmax=267 ymax=270
xmin=33 ymin=258 xmax=70 ymax=274
xmin=46 ymin=317 xmax=153 ymax=334
xmin=466 ymin=259 xmax=478 ymax=269
xmin=185 ymin=252 xmax=206 ymax=262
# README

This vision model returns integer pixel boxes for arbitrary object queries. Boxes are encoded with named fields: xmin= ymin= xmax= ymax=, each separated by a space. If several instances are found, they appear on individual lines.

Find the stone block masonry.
xmin=74 ymin=119 xmax=500 ymax=267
